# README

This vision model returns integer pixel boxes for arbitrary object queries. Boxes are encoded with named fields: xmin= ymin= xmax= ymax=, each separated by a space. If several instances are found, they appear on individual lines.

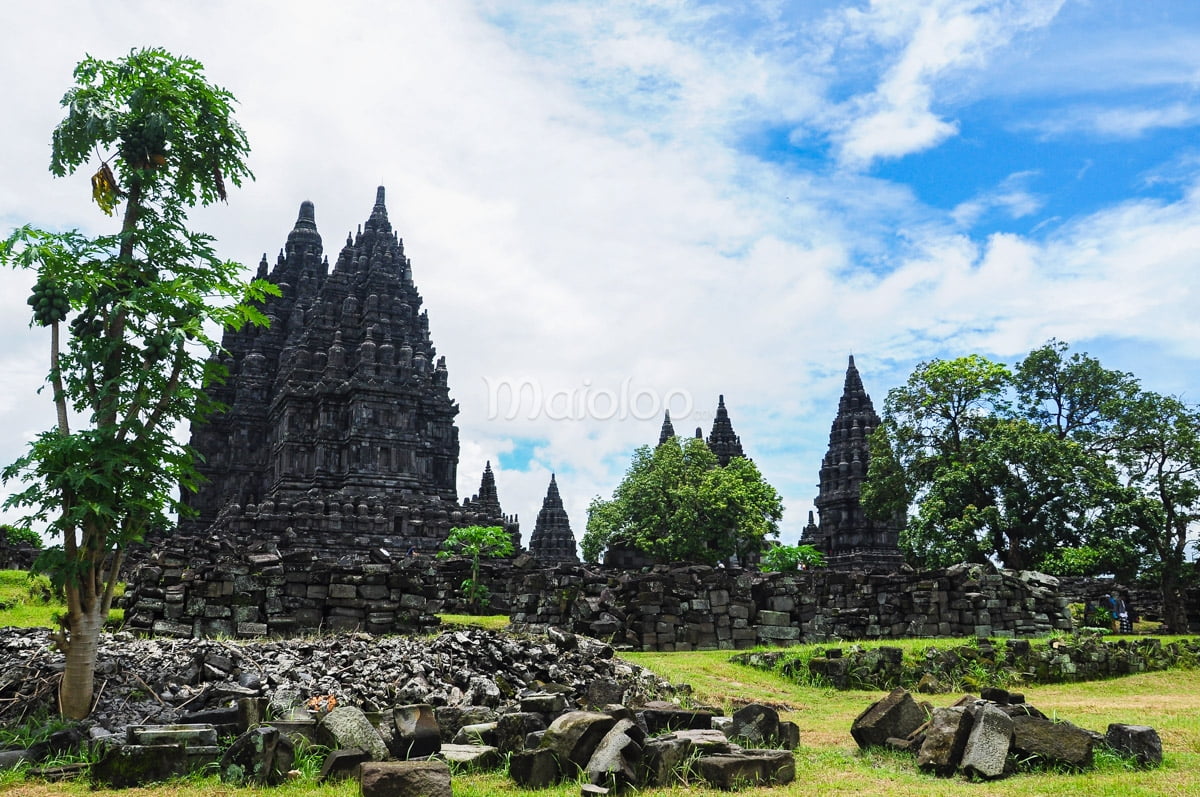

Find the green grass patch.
xmin=437 ymin=613 xmax=510 ymax=632
xmin=0 ymin=570 xmax=61 ymax=629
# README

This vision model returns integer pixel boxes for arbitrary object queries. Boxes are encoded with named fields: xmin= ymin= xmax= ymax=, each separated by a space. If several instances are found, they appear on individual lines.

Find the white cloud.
xmin=0 ymin=0 xmax=1198 ymax=548
xmin=829 ymin=0 xmax=1066 ymax=167
xmin=1021 ymin=102 xmax=1200 ymax=139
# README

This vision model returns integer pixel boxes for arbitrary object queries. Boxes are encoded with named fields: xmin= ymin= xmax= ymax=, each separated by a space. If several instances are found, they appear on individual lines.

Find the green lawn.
xmin=0 ymin=570 xmax=59 ymax=629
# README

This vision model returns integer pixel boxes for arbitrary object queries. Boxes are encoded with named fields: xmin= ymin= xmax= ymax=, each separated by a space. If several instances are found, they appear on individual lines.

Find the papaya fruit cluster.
xmin=27 ymin=279 xmax=70 ymax=326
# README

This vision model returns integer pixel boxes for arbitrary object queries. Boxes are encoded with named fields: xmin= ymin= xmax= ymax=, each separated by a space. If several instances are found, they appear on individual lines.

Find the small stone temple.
xmin=180 ymin=188 xmax=514 ymax=556
xmin=528 ymin=474 xmax=579 ymax=563
xmin=801 ymin=356 xmax=904 ymax=571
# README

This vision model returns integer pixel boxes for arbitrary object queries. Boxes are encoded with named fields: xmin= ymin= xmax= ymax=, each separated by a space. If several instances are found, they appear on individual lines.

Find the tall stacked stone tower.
xmin=181 ymin=188 xmax=511 ymax=555
xmin=529 ymin=474 xmax=578 ymax=563
xmin=801 ymin=356 xmax=903 ymax=571
xmin=705 ymin=395 xmax=745 ymax=466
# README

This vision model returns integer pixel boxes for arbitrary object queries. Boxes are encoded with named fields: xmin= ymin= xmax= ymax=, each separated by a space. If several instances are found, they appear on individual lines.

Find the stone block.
xmin=509 ymin=747 xmax=560 ymax=788
xmin=92 ymin=744 xmax=188 ymax=788
xmin=585 ymin=718 xmax=645 ymax=792
xmin=851 ymin=688 xmax=927 ymax=749
xmin=917 ymin=706 xmax=973 ymax=775
xmin=1011 ymin=715 xmax=1093 ymax=768
xmin=696 ymin=749 xmax=796 ymax=789
xmin=360 ymin=760 xmax=451 ymax=797
xmin=960 ymin=704 xmax=1013 ymax=779
xmin=1105 ymin=724 xmax=1162 ymax=766
xmin=318 ymin=748 xmax=369 ymax=782
xmin=392 ymin=704 xmax=441 ymax=759
xmin=540 ymin=711 xmax=617 ymax=772
xmin=438 ymin=743 xmax=501 ymax=772
xmin=318 ymin=706 xmax=389 ymax=761
xmin=727 ymin=703 xmax=780 ymax=747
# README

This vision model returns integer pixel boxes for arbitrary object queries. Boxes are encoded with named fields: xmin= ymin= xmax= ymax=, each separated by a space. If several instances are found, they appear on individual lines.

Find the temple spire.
xmin=706 ymin=394 xmax=745 ymax=466
xmin=657 ymin=410 xmax=676 ymax=447
xmin=529 ymin=474 xmax=578 ymax=563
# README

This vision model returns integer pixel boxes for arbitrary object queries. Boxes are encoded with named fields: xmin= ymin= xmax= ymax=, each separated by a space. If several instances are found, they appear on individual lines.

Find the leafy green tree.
xmin=2 ymin=524 xmax=43 ymax=549
xmin=582 ymin=437 xmax=783 ymax=566
xmin=1113 ymin=391 xmax=1200 ymax=631
xmin=760 ymin=543 xmax=824 ymax=572
xmin=0 ymin=48 xmax=274 ymax=719
xmin=865 ymin=344 xmax=1137 ymax=573
xmin=437 ymin=525 xmax=514 ymax=611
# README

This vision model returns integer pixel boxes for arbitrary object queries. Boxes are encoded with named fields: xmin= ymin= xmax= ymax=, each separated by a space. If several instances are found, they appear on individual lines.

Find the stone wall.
xmin=1055 ymin=576 xmax=1200 ymax=629
xmin=123 ymin=541 xmax=1075 ymax=647
xmin=0 ymin=535 xmax=38 ymax=571
xmin=510 ymin=562 xmax=1071 ymax=650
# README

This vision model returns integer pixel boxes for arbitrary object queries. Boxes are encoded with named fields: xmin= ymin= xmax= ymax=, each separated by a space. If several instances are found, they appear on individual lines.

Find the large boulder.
xmin=360 ymin=760 xmax=451 ymax=797
xmin=959 ymin=704 xmax=1013 ymax=779
xmin=1011 ymin=715 xmax=1094 ymax=768
xmin=851 ymin=688 xmax=927 ymax=749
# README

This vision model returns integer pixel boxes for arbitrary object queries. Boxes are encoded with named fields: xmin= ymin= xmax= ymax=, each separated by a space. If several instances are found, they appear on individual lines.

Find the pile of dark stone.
xmin=0 ymin=625 xmax=799 ymax=794
xmin=850 ymin=686 xmax=1163 ymax=780
xmin=0 ymin=626 xmax=663 ymax=736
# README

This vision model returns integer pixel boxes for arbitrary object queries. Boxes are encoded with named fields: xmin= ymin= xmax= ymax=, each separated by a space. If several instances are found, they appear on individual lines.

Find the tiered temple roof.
xmin=180 ymin=188 xmax=511 ymax=555
xmin=801 ymin=356 xmax=903 ymax=571
xmin=529 ymin=474 xmax=578 ymax=563
xmin=705 ymin=395 xmax=745 ymax=466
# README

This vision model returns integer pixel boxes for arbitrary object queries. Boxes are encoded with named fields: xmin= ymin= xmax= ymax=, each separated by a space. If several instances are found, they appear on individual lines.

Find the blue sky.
xmin=0 ymin=1 xmax=1198 ymax=548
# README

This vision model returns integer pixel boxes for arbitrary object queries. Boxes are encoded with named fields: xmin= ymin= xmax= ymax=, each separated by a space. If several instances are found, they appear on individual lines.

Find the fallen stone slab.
xmin=360 ymin=760 xmax=451 ymax=797
xmin=92 ymin=743 xmax=188 ymax=788
xmin=960 ymin=703 xmax=1013 ymax=780
xmin=319 ymin=706 xmax=389 ymax=761
xmin=851 ymin=688 xmax=927 ymax=749
xmin=438 ymin=743 xmax=501 ymax=772
xmin=640 ymin=703 xmax=715 ymax=734
xmin=453 ymin=721 xmax=499 ymax=746
xmin=696 ymin=749 xmax=796 ymax=790
xmin=641 ymin=733 xmax=694 ymax=788
xmin=1011 ymin=715 xmax=1093 ymax=768
xmin=318 ymin=747 xmax=369 ymax=782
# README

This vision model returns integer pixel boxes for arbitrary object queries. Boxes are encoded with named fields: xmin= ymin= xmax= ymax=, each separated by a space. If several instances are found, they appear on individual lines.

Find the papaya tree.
xmin=0 ymin=48 xmax=275 ymax=719
xmin=437 ymin=525 xmax=513 ymax=611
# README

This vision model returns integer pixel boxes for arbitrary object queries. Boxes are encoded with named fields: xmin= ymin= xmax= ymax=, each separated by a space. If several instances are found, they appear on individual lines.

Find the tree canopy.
xmin=863 ymin=340 xmax=1199 ymax=629
xmin=0 ymin=48 xmax=275 ymax=718
xmin=582 ymin=436 xmax=783 ymax=566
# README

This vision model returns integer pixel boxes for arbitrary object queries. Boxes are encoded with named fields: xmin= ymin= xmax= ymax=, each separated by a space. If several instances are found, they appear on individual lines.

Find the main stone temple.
xmin=801 ymin=356 xmax=904 ymax=571
xmin=181 ymin=188 xmax=518 ymax=556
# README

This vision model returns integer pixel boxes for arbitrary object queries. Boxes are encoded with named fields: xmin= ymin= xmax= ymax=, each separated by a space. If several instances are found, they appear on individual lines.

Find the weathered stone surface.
xmin=917 ymin=706 xmax=973 ymax=775
xmin=960 ymin=704 xmax=1013 ymax=779
xmin=640 ymin=734 xmax=694 ymax=787
xmin=696 ymin=749 xmax=796 ymax=789
xmin=92 ymin=744 xmax=188 ymax=788
xmin=438 ymin=743 xmax=501 ymax=772
xmin=776 ymin=720 xmax=800 ymax=751
xmin=666 ymin=728 xmax=737 ymax=754
xmin=495 ymin=712 xmax=546 ymax=754
xmin=392 ymin=704 xmax=440 ymax=759
xmin=1011 ymin=715 xmax=1093 ymax=768
xmin=540 ymin=711 xmax=618 ymax=772
xmin=727 ymin=703 xmax=780 ymax=746
xmin=435 ymin=705 xmax=498 ymax=740
xmin=318 ymin=748 xmax=369 ymax=783
xmin=522 ymin=692 xmax=569 ymax=715
xmin=360 ymin=760 xmax=451 ymax=797
xmin=640 ymin=703 xmax=714 ymax=733
xmin=318 ymin=706 xmax=389 ymax=761
xmin=219 ymin=726 xmax=284 ymax=785
xmin=851 ymin=688 xmax=926 ymax=749
xmin=453 ymin=722 xmax=498 ymax=747
xmin=509 ymin=747 xmax=561 ymax=788
xmin=585 ymin=718 xmax=645 ymax=791
xmin=126 ymin=723 xmax=218 ymax=747
xmin=1105 ymin=724 xmax=1163 ymax=766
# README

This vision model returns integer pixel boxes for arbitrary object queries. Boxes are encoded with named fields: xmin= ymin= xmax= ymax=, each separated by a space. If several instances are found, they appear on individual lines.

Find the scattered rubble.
xmin=851 ymin=686 xmax=1163 ymax=780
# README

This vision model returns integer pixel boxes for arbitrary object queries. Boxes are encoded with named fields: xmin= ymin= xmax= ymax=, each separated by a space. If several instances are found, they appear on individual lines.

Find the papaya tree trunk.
xmin=59 ymin=589 xmax=105 ymax=719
